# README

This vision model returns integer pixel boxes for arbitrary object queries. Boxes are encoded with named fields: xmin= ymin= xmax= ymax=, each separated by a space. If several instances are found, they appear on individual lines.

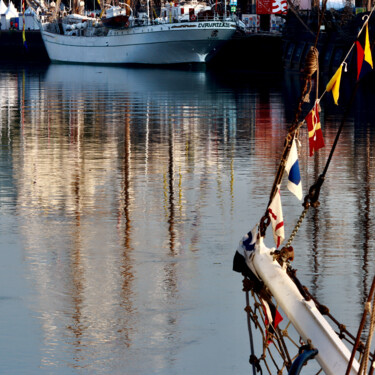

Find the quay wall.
xmin=0 ymin=30 xmax=49 ymax=62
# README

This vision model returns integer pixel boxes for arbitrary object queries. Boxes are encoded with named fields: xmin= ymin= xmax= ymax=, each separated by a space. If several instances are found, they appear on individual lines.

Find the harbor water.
xmin=0 ymin=63 xmax=375 ymax=374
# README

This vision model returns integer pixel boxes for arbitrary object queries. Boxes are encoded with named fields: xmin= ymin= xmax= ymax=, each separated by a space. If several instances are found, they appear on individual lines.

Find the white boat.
xmin=39 ymin=9 xmax=237 ymax=65
xmin=232 ymin=12 xmax=375 ymax=374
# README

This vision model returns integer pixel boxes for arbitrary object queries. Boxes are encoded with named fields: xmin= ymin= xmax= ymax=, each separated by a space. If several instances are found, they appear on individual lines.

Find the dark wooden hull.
xmin=101 ymin=15 xmax=129 ymax=29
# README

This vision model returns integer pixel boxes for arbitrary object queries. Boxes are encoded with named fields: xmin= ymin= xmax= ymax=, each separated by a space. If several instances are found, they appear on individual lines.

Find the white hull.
xmin=40 ymin=21 xmax=236 ymax=65
xmin=251 ymin=238 xmax=360 ymax=375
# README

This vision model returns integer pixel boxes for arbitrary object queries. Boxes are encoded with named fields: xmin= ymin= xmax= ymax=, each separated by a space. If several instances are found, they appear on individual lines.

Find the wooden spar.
xmin=251 ymin=237 xmax=360 ymax=375
xmin=345 ymin=276 xmax=375 ymax=375
xmin=72 ymin=0 xmax=80 ymax=15
xmin=52 ymin=0 xmax=61 ymax=20
xmin=26 ymin=0 xmax=48 ymax=12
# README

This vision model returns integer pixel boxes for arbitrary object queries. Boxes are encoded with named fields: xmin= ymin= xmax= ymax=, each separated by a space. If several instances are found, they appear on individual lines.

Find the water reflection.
xmin=1 ymin=64 xmax=375 ymax=374
xmin=5 ymin=64 xmax=258 ymax=373
xmin=354 ymin=128 xmax=372 ymax=304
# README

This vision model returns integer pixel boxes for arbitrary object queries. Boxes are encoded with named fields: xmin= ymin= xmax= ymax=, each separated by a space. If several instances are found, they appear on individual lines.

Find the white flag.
xmin=285 ymin=138 xmax=303 ymax=200
xmin=268 ymin=186 xmax=285 ymax=248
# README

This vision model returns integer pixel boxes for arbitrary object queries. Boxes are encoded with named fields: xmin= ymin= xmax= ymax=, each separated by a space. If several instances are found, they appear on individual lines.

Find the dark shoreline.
xmin=0 ymin=30 xmax=49 ymax=63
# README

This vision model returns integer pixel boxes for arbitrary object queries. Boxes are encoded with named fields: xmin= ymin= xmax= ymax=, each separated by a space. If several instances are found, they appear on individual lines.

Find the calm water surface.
xmin=0 ymin=64 xmax=375 ymax=375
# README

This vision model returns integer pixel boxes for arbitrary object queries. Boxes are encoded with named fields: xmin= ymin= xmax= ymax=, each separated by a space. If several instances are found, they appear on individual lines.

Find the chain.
xmin=285 ymin=207 xmax=309 ymax=248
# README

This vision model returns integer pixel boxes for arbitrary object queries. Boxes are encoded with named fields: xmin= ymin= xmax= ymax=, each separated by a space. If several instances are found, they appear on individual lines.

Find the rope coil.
xmin=304 ymin=47 xmax=319 ymax=77
xmin=303 ymin=47 xmax=320 ymax=103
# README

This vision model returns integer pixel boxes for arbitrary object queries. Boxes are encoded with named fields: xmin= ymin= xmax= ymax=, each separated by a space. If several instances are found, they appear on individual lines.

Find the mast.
xmin=72 ymin=0 xmax=78 ymax=13
xmin=52 ymin=0 xmax=61 ymax=19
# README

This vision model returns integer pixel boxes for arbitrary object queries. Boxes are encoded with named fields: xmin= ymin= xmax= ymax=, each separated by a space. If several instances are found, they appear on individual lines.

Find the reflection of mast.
xmin=119 ymin=109 xmax=134 ymax=346
xmin=122 ymin=116 xmax=132 ymax=251
xmin=162 ymin=122 xmax=179 ymax=355
xmin=167 ymin=124 xmax=175 ymax=253
xmin=68 ymin=216 xmax=85 ymax=349
xmin=67 ymin=136 xmax=85 ymax=351
xmin=162 ymin=122 xmax=178 ymax=301
xmin=21 ymin=70 xmax=25 ymax=137
xmin=357 ymin=128 xmax=371 ymax=304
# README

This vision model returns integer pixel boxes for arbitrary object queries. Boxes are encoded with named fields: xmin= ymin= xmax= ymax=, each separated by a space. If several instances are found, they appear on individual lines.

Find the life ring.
xmin=190 ymin=14 xmax=196 ymax=21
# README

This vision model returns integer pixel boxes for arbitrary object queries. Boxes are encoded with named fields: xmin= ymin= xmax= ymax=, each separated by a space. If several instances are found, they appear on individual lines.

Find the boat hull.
xmin=41 ymin=21 xmax=236 ymax=65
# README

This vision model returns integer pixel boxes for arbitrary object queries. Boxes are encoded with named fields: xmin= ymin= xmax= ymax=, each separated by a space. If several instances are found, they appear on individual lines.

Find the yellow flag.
xmin=364 ymin=24 xmax=373 ymax=68
xmin=326 ymin=64 xmax=343 ymax=105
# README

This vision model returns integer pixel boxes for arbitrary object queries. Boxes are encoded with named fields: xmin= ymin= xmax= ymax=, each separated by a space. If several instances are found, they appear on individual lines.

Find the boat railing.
xmin=44 ymin=20 xmax=60 ymax=33
xmin=153 ymin=13 xmax=229 ymax=25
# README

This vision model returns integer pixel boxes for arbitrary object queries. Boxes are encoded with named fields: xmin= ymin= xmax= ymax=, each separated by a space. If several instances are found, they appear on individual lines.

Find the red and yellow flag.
xmin=305 ymin=101 xmax=325 ymax=157
xmin=356 ymin=23 xmax=373 ymax=81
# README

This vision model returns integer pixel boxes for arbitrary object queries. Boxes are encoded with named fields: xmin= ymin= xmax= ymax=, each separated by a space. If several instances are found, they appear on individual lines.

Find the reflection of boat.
xmin=44 ymin=63 xmax=210 ymax=91
xmin=39 ymin=8 xmax=237 ymax=65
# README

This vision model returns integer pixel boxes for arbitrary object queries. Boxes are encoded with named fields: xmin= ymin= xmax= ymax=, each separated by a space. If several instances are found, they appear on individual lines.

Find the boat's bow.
xmin=248 ymin=237 xmax=360 ymax=375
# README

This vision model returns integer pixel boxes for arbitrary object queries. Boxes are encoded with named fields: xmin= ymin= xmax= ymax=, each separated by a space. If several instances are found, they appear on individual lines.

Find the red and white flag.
xmin=268 ymin=186 xmax=284 ymax=248
xmin=261 ymin=297 xmax=284 ymax=343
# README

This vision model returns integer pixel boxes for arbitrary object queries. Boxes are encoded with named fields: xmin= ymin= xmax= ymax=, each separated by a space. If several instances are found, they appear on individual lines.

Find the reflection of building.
xmin=0 ymin=69 xmax=19 ymax=137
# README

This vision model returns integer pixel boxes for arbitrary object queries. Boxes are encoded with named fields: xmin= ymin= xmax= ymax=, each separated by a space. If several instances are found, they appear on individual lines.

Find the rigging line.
xmin=345 ymin=276 xmax=375 ymax=375
xmin=293 ymin=76 xmax=359 ymax=218
xmin=285 ymin=0 xmax=315 ymax=36
xmin=246 ymin=290 xmax=257 ymax=375
xmin=260 ymin=1 xmax=330 ymax=227
xmin=266 ymin=133 xmax=293 ymax=207
xmin=289 ymin=0 xmax=327 ymax=122
xmin=261 ymin=3 xmax=331 ymax=220
xmin=303 ymin=27 xmax=375 ymax=207
xmin=291 ymin=0 xmax=329 ymax=126
xmin=313 ymin=0 xmax=328 ymax=48
xmin=318 ymin=5 xmax=375 ymax=101
xmin=261 ymin=5 xmax=375 ymax=236
xmin=320 ymin=81 xmax=358 ymax=179
xmin=358 ymin=293 xmax=375 ymax=374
